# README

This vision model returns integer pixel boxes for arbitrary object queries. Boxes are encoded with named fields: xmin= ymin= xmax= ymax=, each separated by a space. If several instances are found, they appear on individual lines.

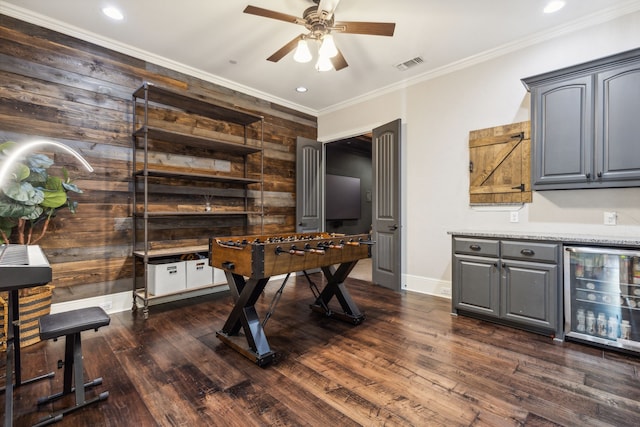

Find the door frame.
xmin=318 ymin=121 xmax=404 ymax=290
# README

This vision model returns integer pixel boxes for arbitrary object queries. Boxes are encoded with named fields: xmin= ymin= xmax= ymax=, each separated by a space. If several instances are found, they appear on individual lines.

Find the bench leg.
xmin=72 ymin=332 xmax=84 ymax=405
xmin=33 ymin=392 xmax=109 ymax=427
xmin=35 ymin=332 xmax=109 ymax=426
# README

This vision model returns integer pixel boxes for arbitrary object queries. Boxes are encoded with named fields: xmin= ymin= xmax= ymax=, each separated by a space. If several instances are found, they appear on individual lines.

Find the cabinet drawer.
xmin=453 ymin=237 xmax=499 ymax=257
xmin=501 ymin=241 xmax=558 ymax=263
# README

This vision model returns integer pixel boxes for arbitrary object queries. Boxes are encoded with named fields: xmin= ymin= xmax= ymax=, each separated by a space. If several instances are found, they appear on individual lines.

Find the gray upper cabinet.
xmin=529 ymin=75 xmax=594 ymax=187
xmin=522 ymin=48 xmax=640 ymax=190
xmin=596 ymin=62 xmax=640 ymax=183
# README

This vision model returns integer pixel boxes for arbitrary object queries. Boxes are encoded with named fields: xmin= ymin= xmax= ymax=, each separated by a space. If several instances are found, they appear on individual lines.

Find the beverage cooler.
xmin=564 ymin=246 xmax=640 ymax=353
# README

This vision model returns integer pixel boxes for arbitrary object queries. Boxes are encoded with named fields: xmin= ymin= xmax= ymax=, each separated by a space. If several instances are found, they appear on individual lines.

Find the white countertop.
xmin=448 ymin=230 xmax=640 ymax=247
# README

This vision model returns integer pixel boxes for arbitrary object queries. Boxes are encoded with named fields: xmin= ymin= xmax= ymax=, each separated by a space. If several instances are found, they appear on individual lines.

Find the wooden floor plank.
xmin=5 ymin=274 xmax=640 ymax=426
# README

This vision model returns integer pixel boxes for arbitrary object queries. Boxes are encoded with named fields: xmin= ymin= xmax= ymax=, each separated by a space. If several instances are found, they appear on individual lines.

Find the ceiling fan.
xmin=243 ymin=0 xmax=396 ymax=71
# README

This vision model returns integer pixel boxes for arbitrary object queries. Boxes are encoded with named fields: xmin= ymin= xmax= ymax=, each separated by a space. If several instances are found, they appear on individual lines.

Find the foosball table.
xmin=209 ymin=232 xmax=373 ymax=365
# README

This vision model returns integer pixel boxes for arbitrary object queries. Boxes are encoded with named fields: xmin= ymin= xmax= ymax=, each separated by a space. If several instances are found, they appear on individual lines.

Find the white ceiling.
xmin=2 ymin=0 xmax=640 ymax=115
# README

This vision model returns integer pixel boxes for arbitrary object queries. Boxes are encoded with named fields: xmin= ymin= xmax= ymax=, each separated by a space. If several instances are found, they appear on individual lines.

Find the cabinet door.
xmin=596 ymin=61 xmax=640 ymax=183
xmin=531 ymin=75 xmax=594 ymax=189
xmin=453 ymin=254 xmax=500 ymax=317
xmin=501 ymin=259 xmax=557 ymax=332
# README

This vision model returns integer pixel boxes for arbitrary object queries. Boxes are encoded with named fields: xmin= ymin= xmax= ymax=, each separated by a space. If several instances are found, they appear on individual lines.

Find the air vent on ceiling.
xmin=395 ymin=56 xmax=425 ymax=71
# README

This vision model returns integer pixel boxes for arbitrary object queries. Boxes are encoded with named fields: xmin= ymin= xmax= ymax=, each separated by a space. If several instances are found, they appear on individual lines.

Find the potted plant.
xmin=0 ymin=141 xmax=84 ymax=245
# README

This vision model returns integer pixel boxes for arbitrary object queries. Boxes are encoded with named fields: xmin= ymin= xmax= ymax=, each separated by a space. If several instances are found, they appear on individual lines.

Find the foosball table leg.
xmin=308 ymin=261 xmax=366 ymax=325
xmin=302 ymin=270 xmax=332 ymax=316
xmin=216 ymin=272 xmax=276 ymax=365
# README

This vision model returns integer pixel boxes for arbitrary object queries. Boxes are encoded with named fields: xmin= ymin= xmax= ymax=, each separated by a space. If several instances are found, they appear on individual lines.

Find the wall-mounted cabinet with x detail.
xmin=468 ymin=121 xmax=532 ymax=204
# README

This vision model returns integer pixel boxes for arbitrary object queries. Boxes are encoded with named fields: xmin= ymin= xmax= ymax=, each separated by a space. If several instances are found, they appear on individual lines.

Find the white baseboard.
xmin=403 ymin=274 xmax=451 ymax=299
xmin=50 ymin=275 xmax=295 ymax=315
xmin=50 ymin=285 xmax=230 ymax=315
xmin=51 ymin=290 xmax=132 ymax=314
xmin=50 ymin=274 xmax=445 ymax=315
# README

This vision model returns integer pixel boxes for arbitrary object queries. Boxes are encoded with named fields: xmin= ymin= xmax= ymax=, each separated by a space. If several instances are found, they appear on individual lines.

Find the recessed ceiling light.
xmin=544 ymin=1 xmax=566 ymax=14
xmin=295 ymin=86 xmax=308 ymax=93
xmin=102 ymin=6 xmax=124 ymax=20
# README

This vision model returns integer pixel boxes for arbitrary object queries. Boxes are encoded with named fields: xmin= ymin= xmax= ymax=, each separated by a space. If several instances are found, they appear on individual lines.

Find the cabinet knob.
xmin=469 ymin=244 xmax=481 ymax=251
xmin=586 ymin=173 xmax=591 ymax=179
xmin=520 ymin=249 xmax=535 ymax=256
xmin=597 ymin=171 xmax=602 ymax=178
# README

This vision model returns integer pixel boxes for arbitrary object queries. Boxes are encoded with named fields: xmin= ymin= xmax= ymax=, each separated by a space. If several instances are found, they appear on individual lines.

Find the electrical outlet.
xmin=99 ymin=300 xmax=113 ymax=311
xmin=604 ymin=211 xmax=617 ymax=226
xmin=510 ymin=211 xmax=519 ymax=223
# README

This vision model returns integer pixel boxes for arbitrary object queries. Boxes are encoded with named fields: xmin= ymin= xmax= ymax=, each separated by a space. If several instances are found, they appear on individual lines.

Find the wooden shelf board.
xmin=133 ymin=82 xmax=262 ymax=125
xmin=134 ymin=211 xmax=254 ymax=218
xmin=134 ymin=282 xmax=228 ymax=301
xmin=134 ymin=168 xmax=261 ymax=184
xmin=134 ymin=126 xmax=262 ymax=155
xmin=133 ymin=245 xmax=209 ymax=258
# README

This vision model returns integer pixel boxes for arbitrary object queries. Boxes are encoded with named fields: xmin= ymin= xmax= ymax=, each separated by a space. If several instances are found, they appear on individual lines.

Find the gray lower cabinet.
xmin=522 ymin=47 xmax=640 ymax=190
xmin=452 ymin=237 xmax=500 ymax=317
xmin=452 ymin=236 xmax=562 ymax=338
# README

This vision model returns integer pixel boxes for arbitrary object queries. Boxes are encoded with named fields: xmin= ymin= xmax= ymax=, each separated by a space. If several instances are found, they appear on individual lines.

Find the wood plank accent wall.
xmin=0 ymin=15 xmax=316 ymax=302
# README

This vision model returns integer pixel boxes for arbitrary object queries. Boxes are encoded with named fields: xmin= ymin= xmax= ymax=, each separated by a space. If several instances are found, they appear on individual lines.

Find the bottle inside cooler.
xmin=566 ymin=247 xmax=640 ymax=352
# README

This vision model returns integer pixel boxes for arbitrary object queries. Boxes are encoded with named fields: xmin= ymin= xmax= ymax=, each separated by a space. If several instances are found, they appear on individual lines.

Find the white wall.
xmin=317 ymin=11 xmax=640 ymax=296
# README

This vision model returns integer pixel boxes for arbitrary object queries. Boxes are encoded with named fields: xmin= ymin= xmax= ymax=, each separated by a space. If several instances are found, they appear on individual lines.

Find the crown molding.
xmin=316 ymin=0 xmax=640 ymax=116
xmin=0 ymin=1 xmax=318 ymax=117
xmin=3 ymin=1 xmax=640 ymax=118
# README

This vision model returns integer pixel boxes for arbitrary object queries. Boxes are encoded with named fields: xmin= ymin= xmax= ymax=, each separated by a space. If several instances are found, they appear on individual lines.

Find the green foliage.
xmin=0 ymin=141 xmax=84 ymax=244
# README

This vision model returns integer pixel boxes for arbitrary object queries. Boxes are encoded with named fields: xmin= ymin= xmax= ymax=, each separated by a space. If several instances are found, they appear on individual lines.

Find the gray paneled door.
xmin=296 ymin=137 xmax=323 ymax=234
xmin=372 ymin=119 xmax=402 ymax=291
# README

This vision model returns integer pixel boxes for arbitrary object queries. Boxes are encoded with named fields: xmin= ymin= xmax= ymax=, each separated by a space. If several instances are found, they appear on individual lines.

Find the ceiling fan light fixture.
xmin=319 ymin=34 xmax=338 ymax=58
xmin=544 ymin=1 xmax=566 ymax=14
xmin=315 ymin=54 xmax=333 ymax=72
xmin=102 ymin=6 xmax=124 ymax=20
xmin=244 ymin=2 xmax=395 ymax=71
xmin=293 ymin=39 xmax=313 ymax=63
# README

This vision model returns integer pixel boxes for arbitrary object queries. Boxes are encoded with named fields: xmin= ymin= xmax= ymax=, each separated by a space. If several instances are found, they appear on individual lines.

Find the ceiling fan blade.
xmin=334 ymin=21 xmax=396 ymax=36
xmin=331 ymin=48 xmax=348 ymax=71
xmin=317 ymin=0 xmax=341 ymax=19
xmin=243 ymin=5 xmax=301 ymax=24
xmin=267 ymin=35 xmax=304 ymax=62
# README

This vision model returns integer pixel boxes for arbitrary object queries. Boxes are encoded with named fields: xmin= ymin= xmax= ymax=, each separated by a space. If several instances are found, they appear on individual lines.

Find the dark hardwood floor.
xmin=4 ymin=273 xmax=640 ymax=426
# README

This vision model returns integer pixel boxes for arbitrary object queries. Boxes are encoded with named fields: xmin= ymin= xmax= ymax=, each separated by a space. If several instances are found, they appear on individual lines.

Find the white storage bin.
xmin=213 ymin=267 xmax=227 ymax=285
xmin=148 ymin=260 xmax=186 ymax=296
xmin=186 ymin=258 xmax=214 ymax=289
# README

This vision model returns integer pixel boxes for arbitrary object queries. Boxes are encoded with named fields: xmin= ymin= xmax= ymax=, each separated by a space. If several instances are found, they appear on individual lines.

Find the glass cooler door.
xmin=564 ymin=246 xmax=640 ymax=353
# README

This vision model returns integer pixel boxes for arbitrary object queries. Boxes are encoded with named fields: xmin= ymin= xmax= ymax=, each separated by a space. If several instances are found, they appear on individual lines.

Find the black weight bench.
xmin=34 ymin=307 xmax=111 ymax=427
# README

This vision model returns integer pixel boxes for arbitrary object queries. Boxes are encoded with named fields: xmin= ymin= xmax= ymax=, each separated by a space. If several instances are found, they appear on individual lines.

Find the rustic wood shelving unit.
xmin=131 ymin=82 xmax=264 ymax=318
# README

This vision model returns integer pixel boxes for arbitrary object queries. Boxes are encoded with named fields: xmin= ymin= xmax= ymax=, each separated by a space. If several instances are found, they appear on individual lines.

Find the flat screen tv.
xmin=325 ymin=174 xmax=361 ymax=220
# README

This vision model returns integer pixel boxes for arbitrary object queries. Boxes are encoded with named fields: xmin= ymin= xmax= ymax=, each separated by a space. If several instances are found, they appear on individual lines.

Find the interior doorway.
xmin=325 ymin=134 xmax=372 ymax=282
xmin=298 ymin=120 xmax=401 ymax=289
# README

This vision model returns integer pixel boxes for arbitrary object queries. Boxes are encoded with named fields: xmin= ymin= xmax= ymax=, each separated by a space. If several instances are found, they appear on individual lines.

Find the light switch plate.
xmin=604 ymin=211 xmax=617 ymax=225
